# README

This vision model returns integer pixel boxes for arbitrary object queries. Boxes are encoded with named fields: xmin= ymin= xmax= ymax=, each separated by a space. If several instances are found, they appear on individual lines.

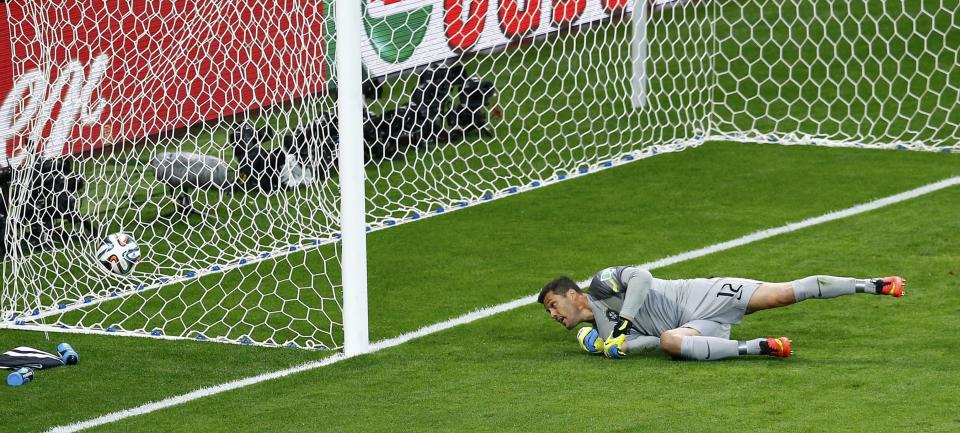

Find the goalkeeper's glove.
xmin=576 ymin=326 xmax=604 ymax=355
xmin=603 ymin=318 xmax=633 ymax=359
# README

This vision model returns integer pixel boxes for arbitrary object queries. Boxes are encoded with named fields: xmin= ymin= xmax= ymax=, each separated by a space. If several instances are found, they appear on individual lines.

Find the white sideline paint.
xmin=44 ymin=175 xmax=960 ymax=433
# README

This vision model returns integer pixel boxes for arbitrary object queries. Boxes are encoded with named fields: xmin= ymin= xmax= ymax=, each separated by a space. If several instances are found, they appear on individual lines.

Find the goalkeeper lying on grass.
xmin=538 ymin=267 xmax=905 ymax=360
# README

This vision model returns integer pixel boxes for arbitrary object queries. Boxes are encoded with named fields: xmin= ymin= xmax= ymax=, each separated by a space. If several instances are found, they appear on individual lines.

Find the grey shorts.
xmin=677 ymin=277 xmax=761 ymax=336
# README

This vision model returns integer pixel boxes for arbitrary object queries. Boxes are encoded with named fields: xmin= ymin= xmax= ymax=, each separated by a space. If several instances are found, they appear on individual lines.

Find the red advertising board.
xmin=0 ymin=6 xmax=10 ymax=129
xmin=0 ymin=1 xmax=327 ymax=169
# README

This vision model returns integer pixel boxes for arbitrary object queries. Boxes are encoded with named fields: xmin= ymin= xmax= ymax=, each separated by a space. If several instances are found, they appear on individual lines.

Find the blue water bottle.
xmin=7 ymin=367 xmax=34 ymax=387
xmin=57 ymin=343 xmax=79 ymax=365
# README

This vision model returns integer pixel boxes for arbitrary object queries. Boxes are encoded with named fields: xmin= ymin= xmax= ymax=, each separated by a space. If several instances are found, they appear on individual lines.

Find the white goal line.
xmin=9 ymin=136 xmax=703 ymax=329
xmin=13 ymin=135 xmax=952 ymax=330
xmin=44 ymin=174 xmax=960 ymax=433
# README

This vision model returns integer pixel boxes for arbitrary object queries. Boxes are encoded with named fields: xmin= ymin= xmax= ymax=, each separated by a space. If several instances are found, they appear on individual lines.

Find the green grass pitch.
xmin=2 ymin=0 xmax=960 ymax=431
xmin=2 ymin=143 xmax=960 ymax=432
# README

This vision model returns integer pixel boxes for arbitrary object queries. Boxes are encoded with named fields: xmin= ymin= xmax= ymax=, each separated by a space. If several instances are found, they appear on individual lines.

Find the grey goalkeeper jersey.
xmin=585 ymin=266 xmax=690 ymax=338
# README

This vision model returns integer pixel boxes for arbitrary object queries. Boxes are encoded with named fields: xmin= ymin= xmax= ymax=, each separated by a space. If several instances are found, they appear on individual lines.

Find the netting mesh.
xmin=1 ymin=0 xmax=957 ymax=349
xmin=713 ymin=1 xmax=960 ymax=148
xmin=2 ymin=1 xmax=342 ymax=349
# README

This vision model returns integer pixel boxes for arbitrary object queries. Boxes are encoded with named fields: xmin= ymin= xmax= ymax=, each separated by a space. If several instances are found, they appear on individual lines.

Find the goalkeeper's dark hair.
xmin=538 ymin=276 xmax=583 ymax=304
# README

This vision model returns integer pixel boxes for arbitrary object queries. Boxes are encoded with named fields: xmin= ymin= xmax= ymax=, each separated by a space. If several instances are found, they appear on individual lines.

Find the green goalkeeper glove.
xmin=603 ymin=318 xmax=633 ymax=359
xmin=576 ymin=326 xmax=604 ymax=354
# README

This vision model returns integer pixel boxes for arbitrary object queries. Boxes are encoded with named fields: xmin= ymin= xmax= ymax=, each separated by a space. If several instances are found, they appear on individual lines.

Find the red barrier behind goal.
xmin=1 ymin=0 xmax=327 ymax=169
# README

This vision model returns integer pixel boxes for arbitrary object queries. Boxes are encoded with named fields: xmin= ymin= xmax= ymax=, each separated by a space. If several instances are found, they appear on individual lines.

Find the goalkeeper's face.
xmin=542 ymin=289 xmax=585 ymax=330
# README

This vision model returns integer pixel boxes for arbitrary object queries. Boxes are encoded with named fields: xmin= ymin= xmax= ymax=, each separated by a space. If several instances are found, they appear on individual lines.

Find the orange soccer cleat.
xmin=876 ymin=276 xmax=906 ymax=298
xmin=761 ymin=337 xmax=793 ymax=358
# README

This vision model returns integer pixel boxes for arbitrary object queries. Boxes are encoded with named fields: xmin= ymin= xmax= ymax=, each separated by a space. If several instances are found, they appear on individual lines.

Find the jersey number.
xmin=716 ymin=283 xmax=744 ymax=300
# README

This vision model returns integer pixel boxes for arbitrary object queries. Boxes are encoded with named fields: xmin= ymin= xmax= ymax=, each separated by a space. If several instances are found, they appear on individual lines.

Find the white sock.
xmin=791 ymin=275 xmax=872 ymax=301
xmin=737 ymin=338 xmax=766 ymax=355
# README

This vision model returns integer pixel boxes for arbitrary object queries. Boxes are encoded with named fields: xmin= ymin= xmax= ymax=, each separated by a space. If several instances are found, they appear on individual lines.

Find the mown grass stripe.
xmin=44 ymin=174 xmax=960 ymax=433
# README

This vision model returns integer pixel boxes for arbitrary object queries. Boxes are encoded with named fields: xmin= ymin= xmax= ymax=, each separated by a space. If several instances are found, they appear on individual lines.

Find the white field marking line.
xmin=14 ymin=135 xmax=950 ymax=326
xmin=44 ymin=175 xmax=960 ymax=433
xmin=11 ymin=137 xmax=702 ymax=327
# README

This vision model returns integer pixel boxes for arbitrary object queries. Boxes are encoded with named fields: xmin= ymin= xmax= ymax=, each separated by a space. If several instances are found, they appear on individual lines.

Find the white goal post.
xmin=1 ymin=0 xmax=957 ymax=351
xmin=336 ymin=0 xmax=372 ymax=355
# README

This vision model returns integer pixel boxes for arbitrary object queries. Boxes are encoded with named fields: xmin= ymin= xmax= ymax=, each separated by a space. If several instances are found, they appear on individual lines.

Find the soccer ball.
xmin=96 ymin=233 xmax=141 ymax=276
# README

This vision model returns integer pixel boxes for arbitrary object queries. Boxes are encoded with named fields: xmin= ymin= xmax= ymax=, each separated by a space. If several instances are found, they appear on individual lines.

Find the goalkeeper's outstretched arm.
xmin=602 ymin=267 xmax=654 ymax=358
xmin=618 ymin=267 xmax=653 ymax=324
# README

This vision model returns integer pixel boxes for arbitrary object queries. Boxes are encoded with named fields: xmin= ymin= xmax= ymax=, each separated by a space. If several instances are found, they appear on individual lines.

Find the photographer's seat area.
xmin=0 ymin=61 xmax=498 ymax=258
xmin=223 ymin=63 xmax=500 ymax=194
xmin=150 ymin=152 xmax=234 ymax=219
xmin=0 ymin=159 xmax=95 ymax=259
xmin=373 ymin=63 xmax=499 ymax=153
xmin=0 ymin=167 xmax=8 ymax=259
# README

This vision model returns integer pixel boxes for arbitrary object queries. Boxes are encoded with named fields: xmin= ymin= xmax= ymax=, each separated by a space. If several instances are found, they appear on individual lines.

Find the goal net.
xmin=1 ymin=0 xmax=956 ymax=349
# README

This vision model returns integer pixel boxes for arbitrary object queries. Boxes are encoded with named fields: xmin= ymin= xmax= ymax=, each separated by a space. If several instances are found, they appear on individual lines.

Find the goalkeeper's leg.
xmin=746 ymin=275 xmax=905 ymax=313
xmin=660 ymin=328 xmax=792 ymax=361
